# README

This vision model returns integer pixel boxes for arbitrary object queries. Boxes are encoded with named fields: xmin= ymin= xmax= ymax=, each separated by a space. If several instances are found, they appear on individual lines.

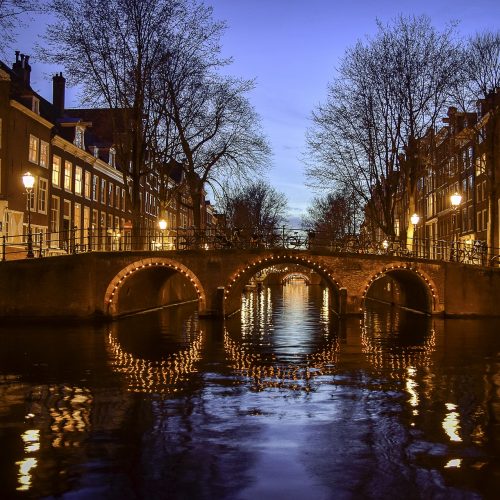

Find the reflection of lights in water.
xmin=443 ymin=403 xmax=462 ymax=442
xmin=445 ymin=458 xmax=462 ymax=468
xmin=49 ymin=386 xmax=92 ymax=446
xmin=223 ymin=330 xmax=339 ymax=392
xmin=16 ymin=457 xmax=37 ymax=491
xmin=320 ymin=288 xmax=330 ymax=334
xmin=21 ymin=429 xmax=40 ymax=453
xmin=16 ymin=429 xmax=40 ymax=491
xmin=406 ymin=366 xmax=419 ymax=415
xmin=106 ymin=326 xmax=204 ymax=395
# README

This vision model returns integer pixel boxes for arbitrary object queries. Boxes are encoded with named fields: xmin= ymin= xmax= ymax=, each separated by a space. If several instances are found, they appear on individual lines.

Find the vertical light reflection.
xmin=16 ymin=428 xmax=40 ymax=491
xmin=442 ymin=403 xmax=462 ymax=442
xmin=444 ymin=458 xmax=462 ymax=468
xmin=406 ymin=366 xmax=419 ymax=415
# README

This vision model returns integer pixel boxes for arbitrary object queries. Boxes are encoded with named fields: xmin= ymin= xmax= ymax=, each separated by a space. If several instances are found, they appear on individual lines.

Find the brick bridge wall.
xmin=0 ymin=249 xmax=499 ymax=320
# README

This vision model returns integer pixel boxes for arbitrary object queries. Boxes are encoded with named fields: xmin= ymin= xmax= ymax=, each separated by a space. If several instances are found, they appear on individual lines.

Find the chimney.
xmin=52 ymin=72 xmax=66 ymax=118
xmin=11 ymin=52 xmax=31 ymax=88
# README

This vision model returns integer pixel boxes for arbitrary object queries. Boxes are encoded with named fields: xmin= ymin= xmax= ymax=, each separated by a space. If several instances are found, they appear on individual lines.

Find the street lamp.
xmin=22 ymin=172 xmax=35 ymax=258
xmin=158 ymin=219 xmax=167 ymax=250
xmin=410 ymin=213 xmax=420 ymax=256
xmin=450 ymin=192 xmax=462 ymax=261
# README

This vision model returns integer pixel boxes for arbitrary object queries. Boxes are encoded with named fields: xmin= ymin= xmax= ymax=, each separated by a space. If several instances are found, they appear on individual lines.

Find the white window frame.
xmin=64 ymin=160 xmax=72 ymax=192
xmin=75 ymin=166 xmax=83 ymax=196
xmin=39 ymin=140 xmax=49 ymax=168
xmin=52 ymin=155 xmax=61 ymax=187
xmin=38 ymin=177 xmax=48 ymax=214
xmin=29 ymin=134 xmax=39 ymax=164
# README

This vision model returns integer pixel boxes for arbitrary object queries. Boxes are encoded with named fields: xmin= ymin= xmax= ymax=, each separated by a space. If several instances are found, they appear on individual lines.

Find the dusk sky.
xmin=13 ymin=0 xmax=500 ymax=222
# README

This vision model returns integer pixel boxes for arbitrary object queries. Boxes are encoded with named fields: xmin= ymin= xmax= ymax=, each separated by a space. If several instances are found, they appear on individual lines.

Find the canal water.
xmin=1 ymin=283 xmax=499 ymax=499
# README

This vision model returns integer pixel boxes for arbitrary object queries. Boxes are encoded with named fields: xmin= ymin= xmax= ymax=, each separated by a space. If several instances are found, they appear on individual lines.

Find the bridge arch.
xmin=223 ymin=253 xmax=344 ymax=316
xmin=362 ymin=264 xmax=438 ymax=314
xmin=104 ymin=257 xmax=206 ymax=318
xmin=281 ymin=272 xmax=311 ymax=285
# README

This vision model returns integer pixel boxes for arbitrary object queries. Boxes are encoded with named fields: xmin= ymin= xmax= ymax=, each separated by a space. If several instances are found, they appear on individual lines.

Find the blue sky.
xmin=12 ymin=0 xmax=500 ymax=222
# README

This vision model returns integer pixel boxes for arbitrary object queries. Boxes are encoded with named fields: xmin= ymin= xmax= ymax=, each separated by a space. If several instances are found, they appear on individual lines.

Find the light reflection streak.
xmin=16 ymin=457 xmax=37 ymax=491
xmin=443 ymin=403 xmax=462 ymax=442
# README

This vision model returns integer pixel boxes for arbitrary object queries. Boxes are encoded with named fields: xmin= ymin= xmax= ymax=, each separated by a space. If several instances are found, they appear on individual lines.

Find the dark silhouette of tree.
xmin=218 ymin=180 xmax=288 ymax=243
xmin=306 ymin=15 xmax=462 ymax=243
xmin=302 ymin=190 xmax=360 ymax=243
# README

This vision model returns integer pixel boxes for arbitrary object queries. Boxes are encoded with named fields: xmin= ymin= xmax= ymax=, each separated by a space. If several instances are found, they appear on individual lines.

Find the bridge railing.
xmin=1 ymin=226 xmax=499 ymax=267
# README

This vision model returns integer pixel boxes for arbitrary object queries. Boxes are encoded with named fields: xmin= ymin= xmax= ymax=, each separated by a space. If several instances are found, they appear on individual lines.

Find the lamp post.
xmin=450 ymin=192 xmax=462 ymax=261
xmin=22 ymin=172 xmax=35 ymax=258
xmin=410 ymin=213 xmax=420 ymax=257
xmin=159 ymin=219 xmax=167 ymax=250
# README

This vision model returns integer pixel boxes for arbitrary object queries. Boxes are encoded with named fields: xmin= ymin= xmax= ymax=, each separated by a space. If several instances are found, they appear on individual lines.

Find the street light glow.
xmin=410 ymin=213 xmax=420 ymax=226
xmin=158 ymin=219 xmax=167 ymax=231
xmin=22 ymin=172 xmax=35 ymax=190
xmin=450 ymin=192 xmax=462 ymax=208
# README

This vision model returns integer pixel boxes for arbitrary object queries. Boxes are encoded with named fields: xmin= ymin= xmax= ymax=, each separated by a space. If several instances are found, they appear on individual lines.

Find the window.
xmin=84 ymin=171 xmax=91 ymax=199
xmin=121 ymin=189 xmax=126 ymax=211
xmin=108 ymin=182 xmax=113 ymax=207
xmin=29 ymin=134 xmax=39 ymax=163
xmin=50 ymin=196 xmax=60 ymax=235
xmin=39 ymin=141 xmax=49 ymax=168
xmin=52 ymin=155 xmax=61 ymax=187
xmin=115 ymin=185 xmax=120 ymax=209
xmin=92 ymin=175 xmax=99 ymax=201
xmin=75 ymin=166 xmax=83 ymax=195
xmin=28 ymin=180 xmax=36 ymax=212
xmin=64 ymin=161 xmax=72 ymax=191
xmin=93 ymin=146 xmax=99 ymax=158
xmin=101 ymin=179 xmax=106 ymax=204
xmin=74 ymin=202 xmax=81 ymax=230
xmin=38 ymin=178 xmax=48 ymax=214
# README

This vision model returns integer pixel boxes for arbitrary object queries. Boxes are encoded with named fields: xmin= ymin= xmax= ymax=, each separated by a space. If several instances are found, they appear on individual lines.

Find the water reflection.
xmin=107 ymin=307 xmax=204 ymax=395
xmin=0 ymin=287 xmax=500 ymax=498
xmin=225 ymin=284 xmax=339 ymax=392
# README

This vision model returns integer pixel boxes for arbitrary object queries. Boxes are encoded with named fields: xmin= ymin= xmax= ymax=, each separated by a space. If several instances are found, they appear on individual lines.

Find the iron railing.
xmin=1 ymin=226 xmax=499 ymax=267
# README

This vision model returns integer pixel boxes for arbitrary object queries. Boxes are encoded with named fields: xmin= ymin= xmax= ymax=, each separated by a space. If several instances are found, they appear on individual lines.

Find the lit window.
xmin=101 ymin=179 xmax=106 ymax=204
xmin=84 ymin=171 xmax=91 ymax=199
xmin=52 ymin=155 xmax=62 ymax=187
xmin=38 ymin=178 xmax=48 ymax=214
xmin=64 ymin=161 xmax=72 ymax=191
xmin=108 ymin=182 xmax=113 ymax=207
xmin=75 ymin=166 xmax=82 ymax=195
xmin=115 ymin=185 xmax=120 ymax=209
xmin=92 ymin=175 xmax=98 ymax=201
xmin=29 ymin=134 xmax=39 ymax=163
xmin=39 ymin=141 xmax=49 ymax=168
xmin=50 ymin=196 xmax=60 ymax=238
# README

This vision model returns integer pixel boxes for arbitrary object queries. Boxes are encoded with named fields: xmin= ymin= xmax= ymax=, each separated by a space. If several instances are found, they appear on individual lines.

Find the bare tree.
xmin=161 ymin=65 xmax=271 ymax=230
xmin=306 ymin=15 xmax=462 ymax=243
xmin=218 ymin=180 xmax=288 ymax=242
xmin=0 ymin=0 xmax=37 ymax=53
xmin=302 ymin=190 xmax=360 ymax=243
xmin=41 ymin=0 xmax=226 ymax=242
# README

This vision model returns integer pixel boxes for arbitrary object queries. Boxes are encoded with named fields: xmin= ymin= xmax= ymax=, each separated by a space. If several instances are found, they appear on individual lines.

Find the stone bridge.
xmin=1 ymin=248 xmax=499 ymax=321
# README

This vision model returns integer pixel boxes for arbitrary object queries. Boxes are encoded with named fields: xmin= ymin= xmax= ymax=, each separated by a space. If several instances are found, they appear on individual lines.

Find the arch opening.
xmin=104 ymin=259 xmax=206 ymax=318
xmin=364 ymin=268 xmax=434 ymax=314
xmin=223 ymin=256 xmax=343 ymax=317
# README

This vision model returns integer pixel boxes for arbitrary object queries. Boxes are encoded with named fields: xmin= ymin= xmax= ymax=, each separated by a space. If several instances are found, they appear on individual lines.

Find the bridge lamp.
xmin=382 ymin=239 xmax=389 ymax=252
xmin=158 ymin=219 xmax=167 ymax=250
xmin=450 ymin=192 xmax=462 ymax=261
xmin=22 ymin=172 xmax=35 ymax=258
xmin=410 ymin=213 xmax=420 ymax=256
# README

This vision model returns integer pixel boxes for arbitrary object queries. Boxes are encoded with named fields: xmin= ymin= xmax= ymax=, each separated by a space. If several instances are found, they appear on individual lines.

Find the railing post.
xmin=2 ymin=235 xmax=5 ymax=261
xmin=88 ymin=226 xmax=92 ymax=252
